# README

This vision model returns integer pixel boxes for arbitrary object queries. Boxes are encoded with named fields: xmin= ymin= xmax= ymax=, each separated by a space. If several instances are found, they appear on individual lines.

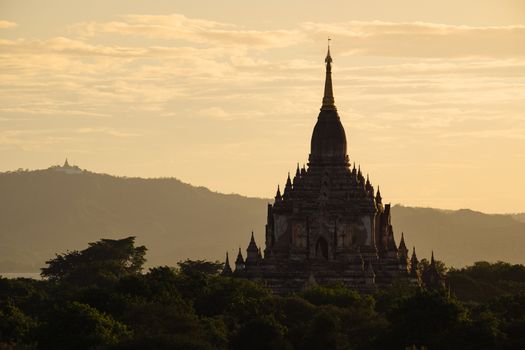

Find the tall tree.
xmin=41 ymin=236 xmax=146 ymax=286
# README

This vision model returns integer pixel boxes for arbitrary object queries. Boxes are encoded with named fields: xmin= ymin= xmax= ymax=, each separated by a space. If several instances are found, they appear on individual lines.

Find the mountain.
xmin=391 ymin=206 xmax=525 ymax=268
xmin=0 ymin=167 xmax=523 ymax=272
xmin=0 ymin=168 xmax=268 ymax=272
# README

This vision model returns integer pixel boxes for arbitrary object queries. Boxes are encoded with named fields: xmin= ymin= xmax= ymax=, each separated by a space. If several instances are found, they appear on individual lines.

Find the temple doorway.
xmin=315 ymin=237 xmax=329 ymax=259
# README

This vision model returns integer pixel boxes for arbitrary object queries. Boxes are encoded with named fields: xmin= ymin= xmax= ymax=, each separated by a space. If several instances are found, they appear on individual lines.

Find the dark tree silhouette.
xmin=41 ymin=236 xmax=146 ymax=286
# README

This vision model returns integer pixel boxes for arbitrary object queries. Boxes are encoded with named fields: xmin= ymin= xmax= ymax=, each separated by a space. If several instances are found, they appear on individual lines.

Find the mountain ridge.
xmin=0 ymin=167 xmax=523 ymax=272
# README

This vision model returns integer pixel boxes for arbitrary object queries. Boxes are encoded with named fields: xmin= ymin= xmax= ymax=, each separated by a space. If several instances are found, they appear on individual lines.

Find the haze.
xmin=1 ymin=0 xmax=524 ymax=213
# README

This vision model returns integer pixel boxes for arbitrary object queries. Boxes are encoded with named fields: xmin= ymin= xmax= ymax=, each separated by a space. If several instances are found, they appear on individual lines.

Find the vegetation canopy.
xmin=1 ymin=238 xmax=524 ymax=349
xmin=40 ymin=237 xmax=146 ymax=286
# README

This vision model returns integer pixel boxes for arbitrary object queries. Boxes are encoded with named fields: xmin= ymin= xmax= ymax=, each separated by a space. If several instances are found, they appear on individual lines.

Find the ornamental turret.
xmin=275 ymin=185 xmax=282 ymax=202
xmin=283 ymin=173 xmax=292 ymax=199
xmin=235 ymin=247 xmax=245 ymax=272
xmin=409 ymin=246 xmax=420 ymax=281
xmin=245 ymin=231 xmax=259 ymax=266
xmin=376 ymin=187 xmax=383 ymax=207
xmin=398 ymin=233 xmax=409 ymax=261
xmin=422 ymin=251 xmax=445 ymax=290
xmin=222 ymin=252 xmax=232 ymax=276
xmin=293 ymin=164 xmax=302 ymax=189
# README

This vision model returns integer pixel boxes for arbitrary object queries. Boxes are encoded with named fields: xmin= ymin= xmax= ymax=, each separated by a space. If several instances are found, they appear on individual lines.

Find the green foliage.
xmin=381 ymin=290 xmax=467 ymax=348
xmin=0 ymin=303 xmax=37 ymax=344
xmin=40 ymin=237 xmax=146 ymax=286
xmin=300 ymin=283 xmax=372 ymax=309
xmin=4 ymin=252 xmax=525 ymax=349
xmin=302 ymin=307 xmax=351 ymax=350
xmin=177 ymin=259 xmax=224 ymax=276
xmin=37 ymin=301 xmax=131 ymax=350
xmin=232 ymin=315 xmax=291 ymax=350
xmin=448 ymin=261 xmax=525 ymax=302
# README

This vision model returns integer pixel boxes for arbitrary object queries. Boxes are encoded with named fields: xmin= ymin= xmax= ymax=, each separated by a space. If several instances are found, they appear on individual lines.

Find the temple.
xmin=224 ymin=45 xmax=443 ymax=293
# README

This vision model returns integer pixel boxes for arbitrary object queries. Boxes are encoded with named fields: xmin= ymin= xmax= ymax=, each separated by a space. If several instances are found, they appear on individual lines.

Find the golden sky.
xmin=1 ymin=0 xmax=524 ymax=213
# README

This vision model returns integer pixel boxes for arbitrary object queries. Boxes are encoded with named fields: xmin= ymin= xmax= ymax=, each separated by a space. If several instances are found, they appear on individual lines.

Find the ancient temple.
xmin=224 ymin=46 xmax=442 ymax=293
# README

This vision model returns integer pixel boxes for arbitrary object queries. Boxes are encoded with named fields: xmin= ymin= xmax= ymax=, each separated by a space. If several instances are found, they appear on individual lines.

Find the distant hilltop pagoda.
xmin=224 ymin=45 xmax=444 ymax=293
xmin=51 ymin=158 xmax=83 ymax=175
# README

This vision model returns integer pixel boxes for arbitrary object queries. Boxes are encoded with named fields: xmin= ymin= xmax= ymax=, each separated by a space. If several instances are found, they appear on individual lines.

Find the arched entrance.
xmin=315 ymin=237 xmax=329 ymax=259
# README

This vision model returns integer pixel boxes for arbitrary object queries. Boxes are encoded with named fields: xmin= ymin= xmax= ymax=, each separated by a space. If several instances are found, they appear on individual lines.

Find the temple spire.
xmin=321 ymin=38 xmax=336 ymax=111
xmin=222 ymin=251 xmax=232 ymax=275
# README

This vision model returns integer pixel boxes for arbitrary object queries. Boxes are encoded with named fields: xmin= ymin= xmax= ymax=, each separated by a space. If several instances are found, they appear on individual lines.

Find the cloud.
xmin=440 ymin=129 xmax=525 ymax=140
xmin=302 ymin=21 xmax=525 ymax=58
xmin=1 ymin=12 xmax=524 ymax=157
xmin=0 ymin=20 xmax=16 ymax=29
xmin=71 ymin=14 xmax=301 ymax=49
xmin=74 ymin=127 xmax=140 ymax=138
xmin=70 ymin=14 xmax=525 ymax=58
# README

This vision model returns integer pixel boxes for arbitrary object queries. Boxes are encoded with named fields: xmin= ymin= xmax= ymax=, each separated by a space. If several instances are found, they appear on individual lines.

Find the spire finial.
xmin=321 ymin=40 xmax=336 ymax=111
xmin=326 ymin=37 xmax=332 ymax=62
xmin=431 ymin=251 xmax=435 ymax=265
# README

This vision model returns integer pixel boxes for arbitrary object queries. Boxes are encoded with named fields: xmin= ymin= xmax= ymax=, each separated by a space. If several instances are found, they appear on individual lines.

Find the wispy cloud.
xmin=70 ymin=15 xmax=525 ymax=58
xmin=0 ymin=20 xmax=16 ymax=29
xmin=302 ymin=21 xmax=525 ymax=58
xmin=71 ymin=14 xmax=301 ymax=49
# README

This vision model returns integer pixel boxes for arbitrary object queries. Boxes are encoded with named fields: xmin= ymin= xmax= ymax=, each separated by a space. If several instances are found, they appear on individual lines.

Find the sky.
xmin=1 ymin=0 xmax=524 ymax=213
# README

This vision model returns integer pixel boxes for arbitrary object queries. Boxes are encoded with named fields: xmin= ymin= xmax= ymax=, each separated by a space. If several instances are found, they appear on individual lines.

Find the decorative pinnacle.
xmin=321 ymin=38 xmax=336 ymax=111
xmin=399 ymin=232 xmax=407 ymax=251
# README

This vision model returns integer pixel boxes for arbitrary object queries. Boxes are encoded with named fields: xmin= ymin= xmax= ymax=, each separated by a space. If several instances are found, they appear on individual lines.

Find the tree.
xmin=232 ymin=315 xmax=291 ymax=350
xmin=177 ymin=259 xmax=224 ymax=276
xmin=37 ymin=301 xmax=131 ymax=350
xmin=41 ymin=237 xmax=146 ymax=286
xmin=0 ymin=303 xmax=37 ymax=344
xmin=302 ymin=307 xmax=350 ymax=350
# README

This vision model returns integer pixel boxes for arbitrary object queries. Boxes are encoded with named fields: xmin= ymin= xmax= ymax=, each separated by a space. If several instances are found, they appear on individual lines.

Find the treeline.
xmin=1 ymin=237 xmax=524 ymax=350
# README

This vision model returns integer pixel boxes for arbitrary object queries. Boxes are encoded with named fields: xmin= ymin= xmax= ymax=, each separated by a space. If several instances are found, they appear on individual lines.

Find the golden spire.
xmin=321 ymin=38 xmax=336 ymax=111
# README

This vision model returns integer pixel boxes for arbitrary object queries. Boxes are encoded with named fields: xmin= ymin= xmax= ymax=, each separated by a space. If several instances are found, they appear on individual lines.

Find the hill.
xmin=391 ymin=206 xmax=525 ymax=268
xmin=0 ymin=168 xmax=523 ymax=272
xmin=0 ymin=168 xmax=268 ymax=272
